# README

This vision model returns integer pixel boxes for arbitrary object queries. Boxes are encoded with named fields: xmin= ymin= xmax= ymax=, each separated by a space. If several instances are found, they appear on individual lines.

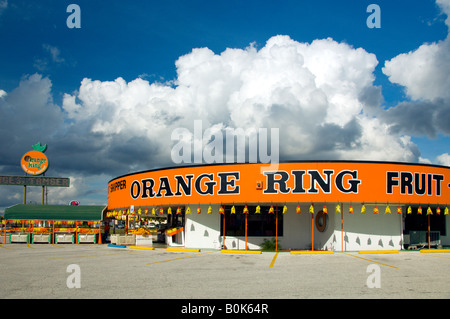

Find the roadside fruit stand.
xmin=2 ymin=204 xmax=106 ymax=244
xmin=106 ymin=209 xmax=161 ymax=246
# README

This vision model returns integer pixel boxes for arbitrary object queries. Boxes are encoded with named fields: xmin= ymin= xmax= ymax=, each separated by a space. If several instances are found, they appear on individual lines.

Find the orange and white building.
xmin=106 ymin=161 xmax=450 ymax=251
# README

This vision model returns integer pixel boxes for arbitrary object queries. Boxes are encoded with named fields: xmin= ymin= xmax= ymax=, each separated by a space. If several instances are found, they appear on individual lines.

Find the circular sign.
xmin=21 ymin=150 xmax=49 ymax=175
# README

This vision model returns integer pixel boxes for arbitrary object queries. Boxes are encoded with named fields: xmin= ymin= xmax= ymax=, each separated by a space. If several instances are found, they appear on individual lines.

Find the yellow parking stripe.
xmin=341 ymin=252 xmax=399 ymax=269
xmin=269 ymin=252 xmax=279 ymax=268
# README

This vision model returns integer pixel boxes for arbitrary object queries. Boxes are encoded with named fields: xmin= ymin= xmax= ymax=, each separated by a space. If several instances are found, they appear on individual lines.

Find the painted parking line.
xmin=47 ymin=251 xmax=135 ymax=260
xmin=341 ymin=252 xmax=399 ymax=269
xmin=420 ymin=254 xmax=450 ymax=260
xmin=146 ymin=251 xmax=217 ymax=266
xmin=269 ymin=252 xmax=279 ymax=268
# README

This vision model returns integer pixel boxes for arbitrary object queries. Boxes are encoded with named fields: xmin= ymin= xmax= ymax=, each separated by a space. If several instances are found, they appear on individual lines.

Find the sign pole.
xmin=23 ymin=185 xmax=26 ymax=204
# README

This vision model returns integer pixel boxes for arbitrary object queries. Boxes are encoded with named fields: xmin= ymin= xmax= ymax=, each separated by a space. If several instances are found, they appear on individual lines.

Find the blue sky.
xmin=0 ymin=0 xmax=449 ymax=210
xmin=0 ymin=0 xmax=447 ymax=101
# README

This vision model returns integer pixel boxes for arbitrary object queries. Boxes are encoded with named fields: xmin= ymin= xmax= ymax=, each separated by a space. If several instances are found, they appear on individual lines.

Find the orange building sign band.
xmin=107 ymin=161 xmax=450 ymax=210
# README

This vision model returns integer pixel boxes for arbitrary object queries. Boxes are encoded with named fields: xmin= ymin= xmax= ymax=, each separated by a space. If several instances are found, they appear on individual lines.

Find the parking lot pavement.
xmin=1 ymin=244 xmax=450 ymax=300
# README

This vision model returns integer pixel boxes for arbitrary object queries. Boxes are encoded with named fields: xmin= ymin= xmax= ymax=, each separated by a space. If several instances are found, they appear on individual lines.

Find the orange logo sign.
xmin=21 ymin=150 xmax=49 ymax=175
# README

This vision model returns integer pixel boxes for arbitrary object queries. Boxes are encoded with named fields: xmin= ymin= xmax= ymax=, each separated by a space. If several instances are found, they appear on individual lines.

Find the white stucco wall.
xmin=184 ymin=203 xmax=423 ymax=251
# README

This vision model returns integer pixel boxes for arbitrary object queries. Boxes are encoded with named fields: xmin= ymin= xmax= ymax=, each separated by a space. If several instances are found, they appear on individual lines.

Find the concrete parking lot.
xmin=1 ymin=243 xmax=449 ymax=301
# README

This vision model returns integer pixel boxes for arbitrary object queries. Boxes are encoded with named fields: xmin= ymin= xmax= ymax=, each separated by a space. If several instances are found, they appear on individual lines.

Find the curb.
xmin=107 ymin=244 xmax=127 ymax=248
xmin=420 ymin=249 xmax=450 ymax=253
xmin=290 ymin=251 xmax=334 ymax=255
xmin=167 ymin=247 xmax=201 ymax=252
xmin=221 ymin=250 xmax=262 ymax=254
xmin=129 ymin=246 xmax=155 ymax=250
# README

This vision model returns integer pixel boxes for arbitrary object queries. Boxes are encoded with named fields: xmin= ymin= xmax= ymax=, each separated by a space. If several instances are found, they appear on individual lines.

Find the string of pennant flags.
xmin=106 ymin=204 xmax=449 ymax=219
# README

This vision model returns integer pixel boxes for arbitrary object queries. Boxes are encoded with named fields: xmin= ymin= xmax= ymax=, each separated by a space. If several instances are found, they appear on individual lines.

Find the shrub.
xmin=260 ymin=238 xmax=281 ymax=251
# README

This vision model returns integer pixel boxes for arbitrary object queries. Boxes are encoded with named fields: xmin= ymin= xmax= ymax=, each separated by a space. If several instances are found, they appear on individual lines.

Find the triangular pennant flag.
xmin=159 ymin=207 xmax=164 ymax=215
xmin=243 ymin=205 xmax=249 ymax=214
xmin=436 ymin=207 xmax=441 ymax=215
xmin=138 ymin=208 xmax=142 ymax=215
xmin=309 ymin=204 xmax=314 ymax=214
xmin=407 ymin=206 xmax=412 ymax=214
xmin=427 ymin=207 xmax=432 ymax=215
xmin=417 ymin=206 xmax=422 ymax=215
xmin=167 ymin=207 xmax=172 ymax=215
xmin=151 ymin=208 xmax=156 ymax=215
xmin=282 ymin=205 xmax=287 ymax=214
xmin=219 ymin=206 xmax=224 ymax=214
xmin=197 ymin=206 xmax=201 ymax=214
xmin=144 ymin=209 xmax=148 ymax=215
xmin=323 ymin=205 xmax=328 ymax=214
xmin=176 ymin=207 xmax=181 ymax=215
xmin=349 ymin=205 xmax=354 ymax=214
xmin=186 ymin=207 xmax=191 ymax=214
xmin=296 ymin=205 xmax=301 ymax=214
xmin=385 ymin=205 xmax=391 ymax=214
xmin=335 ymin=204 xmax=341 ymax=214
xmin=231 ymin=206 xmax=236 ymax=214
xmin=255 ymin=205 xmax=261 ymax=214
xmin=445 ymin=207 xmax=449 ymax=215
xmin=269 ymin=205 xmax=274 ymax=214
xmin=207 ymin=206 xmax=212 ymax=214
xmin=361 ymin=205 xmax=366 ymax=214
xmin=373 ymin=206 xmax=379 ymax=214
xmin=397 ymin=206 xmax=402 ymax=215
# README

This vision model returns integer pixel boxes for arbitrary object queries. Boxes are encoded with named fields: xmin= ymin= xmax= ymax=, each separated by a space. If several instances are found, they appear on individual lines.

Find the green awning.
xmin=4 ymin=204 xmax=105 ymax=221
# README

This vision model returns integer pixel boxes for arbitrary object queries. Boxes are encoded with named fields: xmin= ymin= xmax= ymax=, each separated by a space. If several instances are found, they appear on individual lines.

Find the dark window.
xmin=219 ymin=205 xmax=283 ymax=237
xmin=404 ymin=205 xmax=446 ymax=236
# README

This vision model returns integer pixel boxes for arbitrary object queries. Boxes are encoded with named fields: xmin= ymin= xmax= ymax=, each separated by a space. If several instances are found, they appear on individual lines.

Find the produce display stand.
xmin=76 ymin=221 xmax=101 ymax=244
xmin=3 ymin=204 xmax=106 ymax=245
xmin=31 ymin=221 xmax=52 ymax=243
xmin=129 ymin=228 xmax=157 ymax=246
xmin=4 ymin=220 xmax=32 ymax=244
xmin=53 ymin=221 xmax=77 ymax=244
xmin=107 ymin=209 xmax=165 ymax=246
